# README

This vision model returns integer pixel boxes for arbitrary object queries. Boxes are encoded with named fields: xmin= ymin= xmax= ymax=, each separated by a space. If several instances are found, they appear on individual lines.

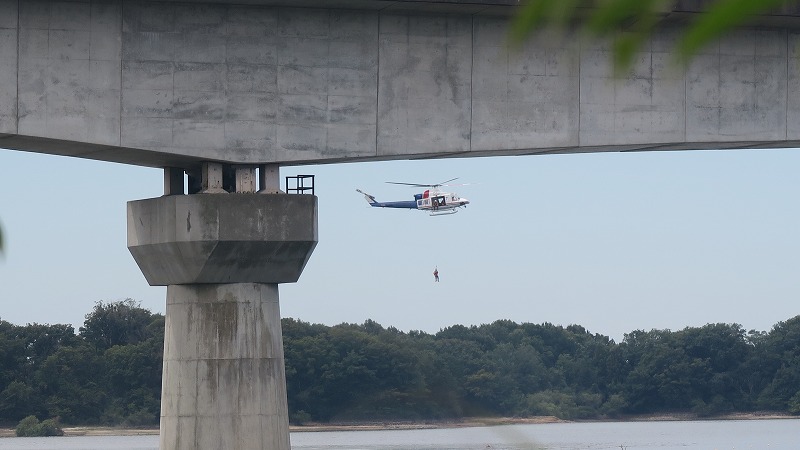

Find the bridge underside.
xmin=2 ymin=0 xmax=800 ymax=171
xmin=3 ymin=134 xmax=800 ymax=172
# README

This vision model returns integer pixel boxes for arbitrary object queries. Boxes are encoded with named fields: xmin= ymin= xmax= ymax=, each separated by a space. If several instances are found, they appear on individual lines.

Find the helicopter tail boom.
xmin=356 ymin=189 xmax=418 ymax=209
xmin=356 ymin=189 xmax=378 ymax=205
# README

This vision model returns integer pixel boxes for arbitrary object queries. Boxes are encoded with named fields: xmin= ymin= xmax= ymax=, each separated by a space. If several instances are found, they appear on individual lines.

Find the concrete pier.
xmin=128 ymin=167 xmax=317 ymax=450
xmin=161 ymin=283 xmax=288 ymax=450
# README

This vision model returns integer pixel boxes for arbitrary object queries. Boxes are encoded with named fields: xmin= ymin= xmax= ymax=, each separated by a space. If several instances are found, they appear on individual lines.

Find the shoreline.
xmin=0 ymin=413 xmax=795 ymax=437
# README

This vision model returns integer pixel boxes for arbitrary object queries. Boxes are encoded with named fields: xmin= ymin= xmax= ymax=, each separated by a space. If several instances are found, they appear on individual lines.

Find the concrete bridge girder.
xmin=2 ymin=0 xmax=800 ymax=170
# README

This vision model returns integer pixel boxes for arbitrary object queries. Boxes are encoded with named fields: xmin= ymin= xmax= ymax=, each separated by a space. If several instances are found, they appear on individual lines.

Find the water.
xmin=0 ymin=435 xmax=156 ymax=449
xmin=0 ymin=419 xmax=797 ymax=449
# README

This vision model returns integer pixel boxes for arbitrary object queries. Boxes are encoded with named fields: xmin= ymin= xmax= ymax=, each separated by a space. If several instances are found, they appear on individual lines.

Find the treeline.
xmin=283 ymin=317 xmax=800 ymax=422
xmin=1 ymin=300 xmax=799 ymax=426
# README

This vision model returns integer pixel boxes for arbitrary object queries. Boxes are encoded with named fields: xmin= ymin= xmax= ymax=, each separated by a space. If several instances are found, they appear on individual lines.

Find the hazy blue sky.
xmin=1 ymin=147 xmax=798 ymax=341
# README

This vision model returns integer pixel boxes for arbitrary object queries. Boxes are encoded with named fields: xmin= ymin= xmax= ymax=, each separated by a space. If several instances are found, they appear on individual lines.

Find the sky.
xmin=1 ymin=147 xmax=798 ymax=342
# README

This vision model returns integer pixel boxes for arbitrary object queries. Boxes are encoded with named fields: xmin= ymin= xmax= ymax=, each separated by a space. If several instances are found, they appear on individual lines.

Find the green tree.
xmin=620 ymin=324 xmax=755 ymax=415
xmin=0 ymin=381 xmax=36 ymax=421
xmin=17 ymin=323 xmax=79 ymax=370
xmin=677 ymin=323 xmax=752 ymax=414
xmin=755 ymin=316 xmax=800 ymax=411
xmin=622 ymin=329 xmax=686 ymax=412
xmin=37 ymin=342 xmax=106 ymax=423
xmin=283 ymin=323 xmax=336 ymax=421
xmin=15 ymin=415 xmax=64 ymax=437
xmin=426 ymin=338 xmax=485 ymax=416
xmin=79 ymin=299 xmax=158 ymax=350
xmin=0 ymin=321 xmax=80 ymax=422
xmin=284 ymin=320 xmax=426 ymax=421
xmin=317 ymin=324 xmax=421 ymax=420
xmin=0 ymin=320 xmax=27 ymax=390
xmin=102 ymin=337 xmax=163 ymax=425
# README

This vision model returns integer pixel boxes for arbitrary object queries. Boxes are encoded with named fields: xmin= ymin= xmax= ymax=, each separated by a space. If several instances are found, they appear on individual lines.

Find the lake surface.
xmin=0 ymin=419 xmax=797 ymax=449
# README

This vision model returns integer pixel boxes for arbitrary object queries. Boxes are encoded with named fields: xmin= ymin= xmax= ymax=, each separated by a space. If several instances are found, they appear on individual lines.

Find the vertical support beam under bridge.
xmin=127 ymin=192 xmax=317 ymax=450
xmin=162 ymin=283 xmax=287 ymax=449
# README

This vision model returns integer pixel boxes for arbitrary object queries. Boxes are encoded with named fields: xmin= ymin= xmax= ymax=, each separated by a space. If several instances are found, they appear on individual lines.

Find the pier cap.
xmin=127 ymin=194 xmax=318 ymax=285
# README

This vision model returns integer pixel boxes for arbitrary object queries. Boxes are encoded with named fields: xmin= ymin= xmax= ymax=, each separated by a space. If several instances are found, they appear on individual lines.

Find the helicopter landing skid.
xmin=429 ymin=209 xmax=459 ymax=216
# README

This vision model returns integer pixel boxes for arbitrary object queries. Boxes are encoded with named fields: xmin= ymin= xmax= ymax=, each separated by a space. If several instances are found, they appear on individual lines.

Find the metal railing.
xmin=285 ymin=175 xmax=315 ymax=195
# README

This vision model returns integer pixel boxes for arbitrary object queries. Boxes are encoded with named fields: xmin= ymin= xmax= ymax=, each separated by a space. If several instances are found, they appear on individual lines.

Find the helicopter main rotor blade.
xmin=437 ymin=177 xmax=459 ymax=186
xmin=386 ymin=181 xmax=431 ymax=187
xmin=386 ymin=177 xmax=460 ymax=188
xmin=442 ymin=182 xmax=477 ymax=187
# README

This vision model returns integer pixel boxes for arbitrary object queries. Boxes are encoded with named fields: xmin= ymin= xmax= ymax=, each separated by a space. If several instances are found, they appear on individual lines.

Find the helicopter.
xmin=356 ymin=178 xmax=470 ymax=216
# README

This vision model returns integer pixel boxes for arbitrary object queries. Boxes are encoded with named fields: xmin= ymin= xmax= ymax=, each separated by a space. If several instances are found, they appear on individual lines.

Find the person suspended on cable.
xmin=433 ymin=267 xmax=439 ymax=282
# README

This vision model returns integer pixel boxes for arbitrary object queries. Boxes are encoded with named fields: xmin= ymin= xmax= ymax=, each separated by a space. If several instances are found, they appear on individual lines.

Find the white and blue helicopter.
xmin=356 ymin=178 xmax=470 ymax=216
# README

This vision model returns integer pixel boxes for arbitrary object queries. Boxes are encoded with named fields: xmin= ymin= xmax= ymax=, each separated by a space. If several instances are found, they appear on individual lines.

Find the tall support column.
xmin=161 ymin=283 xmax=288 ymax=450
xmin=128 ymin=192 xmax=317 ymax=450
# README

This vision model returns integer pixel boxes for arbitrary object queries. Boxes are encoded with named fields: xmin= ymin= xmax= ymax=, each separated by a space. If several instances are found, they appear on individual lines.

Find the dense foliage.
xmin=0 ymin=299 xmax=164 ymax=426
xmin=1 ymin=300 xmax=799 ymax=426
xmin=283 ymin=318 xmax=800 ymax=422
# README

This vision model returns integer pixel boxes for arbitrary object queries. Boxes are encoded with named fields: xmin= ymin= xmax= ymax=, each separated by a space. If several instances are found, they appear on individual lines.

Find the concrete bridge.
xmin=2 ymin=1 xmax=800 ymax=449
xmin=2 ymin=0 xmax=800 ymax=170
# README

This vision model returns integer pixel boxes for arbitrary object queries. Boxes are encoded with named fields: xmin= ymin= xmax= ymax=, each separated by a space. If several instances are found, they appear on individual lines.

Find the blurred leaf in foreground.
xmin=510 ymin=0 xmax=794 ymax=72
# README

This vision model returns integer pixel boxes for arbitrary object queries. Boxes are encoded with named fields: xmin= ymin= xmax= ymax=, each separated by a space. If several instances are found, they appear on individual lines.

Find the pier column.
xmin=127 ymin=184 xmax=317 ymax=450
